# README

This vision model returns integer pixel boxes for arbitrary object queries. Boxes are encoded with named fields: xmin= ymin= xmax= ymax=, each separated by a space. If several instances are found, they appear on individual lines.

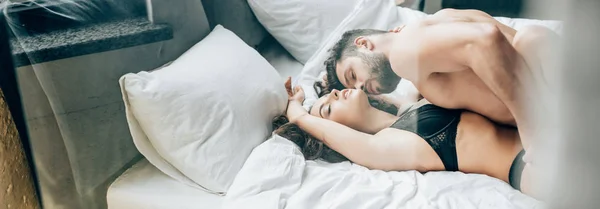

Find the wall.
xmin=14 ymin=0 xmax=210 ymax=208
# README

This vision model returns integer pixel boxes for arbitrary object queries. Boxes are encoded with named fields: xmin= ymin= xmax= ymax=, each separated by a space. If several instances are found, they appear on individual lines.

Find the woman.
xmin=274 ymin=79 xmax=531 ymax=196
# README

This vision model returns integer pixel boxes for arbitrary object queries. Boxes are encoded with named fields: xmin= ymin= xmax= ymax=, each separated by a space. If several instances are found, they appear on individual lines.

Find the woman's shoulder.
xmin=414 ymin=99 xmax=432 ymax=108
xmin=397 ymin=98 xmax=432 ymax=116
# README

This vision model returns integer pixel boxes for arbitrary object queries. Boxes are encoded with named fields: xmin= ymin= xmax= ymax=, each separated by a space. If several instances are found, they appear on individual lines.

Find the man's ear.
xmin=354 ymin=36 xmax=374 ymax=51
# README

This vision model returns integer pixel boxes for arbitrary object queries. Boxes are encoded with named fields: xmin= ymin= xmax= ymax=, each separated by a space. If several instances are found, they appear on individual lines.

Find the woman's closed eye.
xmin=324 ymin=104 xmax=332 ymax=118
xmin=319 ymin=103 xmax=332 ymax=118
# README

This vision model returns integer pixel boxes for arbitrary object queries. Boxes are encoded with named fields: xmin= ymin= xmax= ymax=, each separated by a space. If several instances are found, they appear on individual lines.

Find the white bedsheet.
xmin=107 ymin=159 xmax=224 ymax=209
xmin=224 ymin=136 xmax=543 ymax=209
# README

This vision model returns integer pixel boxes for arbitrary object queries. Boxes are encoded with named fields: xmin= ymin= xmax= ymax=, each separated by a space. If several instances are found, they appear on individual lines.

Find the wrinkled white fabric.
xmin=224 ymin=135 xmax=543 ymax=209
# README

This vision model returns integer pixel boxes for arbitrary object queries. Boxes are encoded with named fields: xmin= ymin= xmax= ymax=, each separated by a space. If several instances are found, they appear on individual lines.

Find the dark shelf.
xmin=6 ymin=0 xmax=147 ymax=33
xmin=10 ymin=17 xmax=173 ymax=67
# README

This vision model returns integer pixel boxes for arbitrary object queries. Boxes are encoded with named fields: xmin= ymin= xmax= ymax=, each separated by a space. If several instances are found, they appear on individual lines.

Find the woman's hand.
xmin=284 ymin=77 xmax=308 ymax=123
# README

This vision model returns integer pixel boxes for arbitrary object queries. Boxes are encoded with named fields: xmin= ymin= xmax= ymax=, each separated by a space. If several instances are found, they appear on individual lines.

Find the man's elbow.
xmin=476 ymin=23 xmax=505 ymax=47
xmin=464 ymin=23 xmax=506 ymax=54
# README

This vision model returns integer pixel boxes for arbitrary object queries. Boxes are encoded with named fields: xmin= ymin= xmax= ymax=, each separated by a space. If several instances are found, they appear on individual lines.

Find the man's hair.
xmin=324 ymin=29 xmax=388 ymax=92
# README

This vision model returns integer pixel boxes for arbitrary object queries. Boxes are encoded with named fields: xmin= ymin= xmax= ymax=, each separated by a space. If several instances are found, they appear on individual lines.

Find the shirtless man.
xmin=323 ymin=9 xmax=559 ymax=132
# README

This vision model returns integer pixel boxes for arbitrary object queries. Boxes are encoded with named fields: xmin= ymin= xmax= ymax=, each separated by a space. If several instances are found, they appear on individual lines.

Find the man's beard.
xmin=364 ymin=52 xmax=400 ymax=94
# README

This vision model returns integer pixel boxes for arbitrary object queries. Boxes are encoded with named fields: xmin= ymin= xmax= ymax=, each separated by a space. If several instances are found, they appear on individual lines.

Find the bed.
xmin=107 ymin=39 xmax=301 ymax=209
xmin=107 ymin=159 xmax=225 ymax=209
xmin=108 ymin=0 xmax=562 ymax=208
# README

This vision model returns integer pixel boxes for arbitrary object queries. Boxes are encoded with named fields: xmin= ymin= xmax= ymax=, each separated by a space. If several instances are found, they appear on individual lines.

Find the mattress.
xmin=107 ymin=159 xmax=224 ymax=209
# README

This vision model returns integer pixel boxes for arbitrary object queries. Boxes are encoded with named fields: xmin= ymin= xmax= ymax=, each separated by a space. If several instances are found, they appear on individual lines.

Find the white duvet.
xmin=224 ymin=136 xmax=542 ymax=209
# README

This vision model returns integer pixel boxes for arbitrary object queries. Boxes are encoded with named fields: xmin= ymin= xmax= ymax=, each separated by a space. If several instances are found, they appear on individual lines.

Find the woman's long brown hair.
xmin=272 ymin=81 xmax=398 ymax=163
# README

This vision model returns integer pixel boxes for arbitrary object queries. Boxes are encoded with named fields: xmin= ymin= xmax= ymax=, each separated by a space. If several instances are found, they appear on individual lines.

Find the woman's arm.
xmin=294 ymin=112 xmax=430 ymax=171
xmin=293 ymin=109 xmax=441 ymax=172
xmin=287 ymin=99 xmax=431 ymax=171
xmin=284 ymin=78 xmax=433 ymax=171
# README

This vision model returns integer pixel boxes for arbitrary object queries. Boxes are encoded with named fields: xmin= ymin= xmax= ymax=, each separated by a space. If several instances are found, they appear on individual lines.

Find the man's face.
xmin=335 ymin=52 xmax=400 ymax=95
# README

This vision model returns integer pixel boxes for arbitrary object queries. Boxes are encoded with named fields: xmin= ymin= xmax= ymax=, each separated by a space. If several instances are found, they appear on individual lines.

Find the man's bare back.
xmin=388 ymin=9 xmax=522 ymax=125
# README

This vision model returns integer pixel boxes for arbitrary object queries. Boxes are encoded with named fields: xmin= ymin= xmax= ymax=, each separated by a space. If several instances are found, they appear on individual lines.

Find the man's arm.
xmin=404 ymin=22 xmax=539 ymax=147
xmin=465 ymin=25 xmax=543 ymax=150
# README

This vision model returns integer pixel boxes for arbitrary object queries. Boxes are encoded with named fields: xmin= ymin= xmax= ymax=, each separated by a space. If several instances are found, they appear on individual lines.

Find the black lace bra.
xmin=390 ymin=104 xmax=462 ymax=171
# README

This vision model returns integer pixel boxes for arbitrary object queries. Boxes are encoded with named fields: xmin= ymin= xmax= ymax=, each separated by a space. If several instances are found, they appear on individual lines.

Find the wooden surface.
xmin=0 ymin=89 xmax=39 ymax=209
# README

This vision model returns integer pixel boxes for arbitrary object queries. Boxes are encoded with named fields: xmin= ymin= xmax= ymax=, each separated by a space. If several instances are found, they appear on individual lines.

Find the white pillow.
xmin=494 ymin=17 xmax=563 ymax=35
xmin=119 ymin=25 xmax=288 ymax=194
xmin=248 ymin=0 xmax=362 ymax=64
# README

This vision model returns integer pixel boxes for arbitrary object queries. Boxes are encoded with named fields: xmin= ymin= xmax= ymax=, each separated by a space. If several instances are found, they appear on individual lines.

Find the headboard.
xmin=200 ymin=0 xmax=267 ymax=48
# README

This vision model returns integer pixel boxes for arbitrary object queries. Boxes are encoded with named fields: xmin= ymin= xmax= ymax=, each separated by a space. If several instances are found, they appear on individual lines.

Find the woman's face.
xmin=309 ymin=89 xmax=371 ymax=129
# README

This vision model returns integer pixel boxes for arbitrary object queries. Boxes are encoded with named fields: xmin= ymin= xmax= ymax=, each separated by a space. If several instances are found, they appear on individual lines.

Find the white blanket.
xmin=224 ymin=136 xmax=543 ymax=209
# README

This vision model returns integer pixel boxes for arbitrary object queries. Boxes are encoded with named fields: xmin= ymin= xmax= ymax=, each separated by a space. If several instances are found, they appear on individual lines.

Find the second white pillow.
xmin=248 ymin=0 xmax=362 ymax=64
